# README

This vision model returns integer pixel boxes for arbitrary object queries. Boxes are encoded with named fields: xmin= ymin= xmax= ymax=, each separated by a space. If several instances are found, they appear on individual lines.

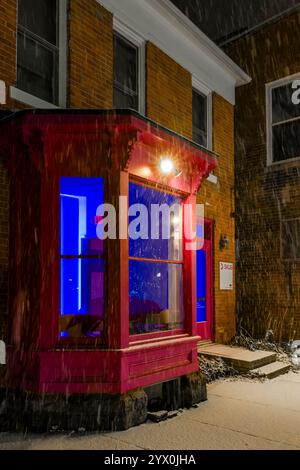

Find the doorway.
xmin=196 ymin=219 xmax=213 ymax=341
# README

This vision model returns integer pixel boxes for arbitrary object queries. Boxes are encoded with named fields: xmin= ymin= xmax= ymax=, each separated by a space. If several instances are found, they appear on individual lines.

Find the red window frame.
xmin=128 ymin=177 xmax=186 ymax=344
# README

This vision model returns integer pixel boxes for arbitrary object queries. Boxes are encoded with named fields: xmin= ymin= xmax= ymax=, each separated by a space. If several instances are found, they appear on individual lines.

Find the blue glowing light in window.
xmin=60 ymin=177 xmax=104 ymax=338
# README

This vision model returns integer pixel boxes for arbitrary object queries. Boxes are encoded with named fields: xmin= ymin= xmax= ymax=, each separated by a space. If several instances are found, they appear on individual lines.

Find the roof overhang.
xmin=0 ymin=109 xmax=218 ymax=195
xmin=99 ymin=0 xmax=251 ymax=103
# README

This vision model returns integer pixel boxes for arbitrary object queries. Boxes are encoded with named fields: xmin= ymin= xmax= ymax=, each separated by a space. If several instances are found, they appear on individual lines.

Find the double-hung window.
xmin=267 ymin=76 xmax=300 ymax=164
xmin=16 ymin=0 xmax=66 ymax=106
xmin=192 ymin=88 xmax=211 ymax=148
xmin=128 ymin=182 xmax=184 ymax=336
xmin=113 ymin=32 xmax=139 ymax=111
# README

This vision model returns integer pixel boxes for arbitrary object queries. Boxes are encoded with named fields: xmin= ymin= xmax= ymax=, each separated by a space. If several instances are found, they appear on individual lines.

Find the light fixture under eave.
xmin=159 ymin=157 xmax=182 ymax=177
xmin=159 ymin=158 xmax=175 ymax=175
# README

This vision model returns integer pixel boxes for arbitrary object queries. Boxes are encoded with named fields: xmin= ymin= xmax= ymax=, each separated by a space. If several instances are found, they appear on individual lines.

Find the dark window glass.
xmin=60 ymin=178 xmax=105 ymax=339
xmin=193 ymin=89 xmax=208 ymax=147
xmin=272 ymin=83 xmax=300 ymax=124
xmin=282 ymin=219 xmax=300 ymax=260
xmin=18 ymin=0 xmax=57 ymax=45
xmin=113 ymin=33 xmax=139 ymax=110
xmin=128 ymin=183 xmax=184 ymax=336
xmin=273 ymin=120 xmax=300 ymax=163
xmin=17 ymin=0 xmax=59 ymax=104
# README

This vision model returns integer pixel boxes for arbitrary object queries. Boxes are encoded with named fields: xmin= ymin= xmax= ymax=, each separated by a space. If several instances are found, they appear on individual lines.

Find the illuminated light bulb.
xmin=159 ymin=158 xmax=175 ymax=175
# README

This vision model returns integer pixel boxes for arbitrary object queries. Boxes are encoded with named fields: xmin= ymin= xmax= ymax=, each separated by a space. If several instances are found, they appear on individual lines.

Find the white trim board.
xmin=10 ymin=87 xmax=59 ymax=109
xmin=98 ymin=0 xmax=251 ymax=104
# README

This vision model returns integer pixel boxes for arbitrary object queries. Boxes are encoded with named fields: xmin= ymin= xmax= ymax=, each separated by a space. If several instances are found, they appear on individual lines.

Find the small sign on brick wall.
xmin=220 ymin=262 xmax=233 ymax=290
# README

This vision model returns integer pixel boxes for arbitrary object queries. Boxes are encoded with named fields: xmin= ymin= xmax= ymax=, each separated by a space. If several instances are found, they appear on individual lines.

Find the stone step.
xmin=198 ymin=344 xmax=277 ymax=372
xmin=251 ymin=362 xmax=291 ymax=379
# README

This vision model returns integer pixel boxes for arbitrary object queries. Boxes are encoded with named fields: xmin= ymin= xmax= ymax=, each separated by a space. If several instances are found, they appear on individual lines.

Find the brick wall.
xmin=197 ymin=94 xmax=236 ymax=343
xmin=0 ymin=0 xmax=16 ymax=340
xmin=69 ymin=0 xmax=113 ymax=108
xmin=0 ymin=0 xmax=16 ymax=109
xmin=146 ymin=42 xmax=193 ymax=139
xmin=227 ymin=11 xmax=300 ymax=341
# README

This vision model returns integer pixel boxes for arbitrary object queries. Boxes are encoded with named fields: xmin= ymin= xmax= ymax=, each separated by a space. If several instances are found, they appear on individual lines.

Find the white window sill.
xmin=10 ymin=86 xmax=59 ymax=109
xmin=267 ymin=156 xmax=300 ymax=167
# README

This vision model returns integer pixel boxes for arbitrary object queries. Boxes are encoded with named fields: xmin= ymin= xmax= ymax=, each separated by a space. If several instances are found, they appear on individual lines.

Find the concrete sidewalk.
xmin=1 ymin=371 xmax=300 ymax=450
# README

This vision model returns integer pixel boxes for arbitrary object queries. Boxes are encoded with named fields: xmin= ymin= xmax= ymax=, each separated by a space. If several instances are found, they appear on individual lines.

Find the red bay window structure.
xmin=0 ymin=109 xmax=217 ymax=395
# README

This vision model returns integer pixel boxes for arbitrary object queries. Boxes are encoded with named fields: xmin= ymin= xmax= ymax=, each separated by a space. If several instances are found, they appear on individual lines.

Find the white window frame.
xmin=10 ymin=0 xmax=67 ymax=109
xmin=113 ymin=18 xmax=146 ymax=116
xmin=281 ymin=217 xmax=300 ymax=262
xmin=192 ymin=77 xmax=213 ymax=151
xmin=266 ymin=72 xmax=300 ymax=166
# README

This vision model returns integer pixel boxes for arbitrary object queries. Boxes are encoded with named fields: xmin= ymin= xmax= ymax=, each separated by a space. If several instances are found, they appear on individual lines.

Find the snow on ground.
xmin=0 ymin=371 xmax=300 ymax=450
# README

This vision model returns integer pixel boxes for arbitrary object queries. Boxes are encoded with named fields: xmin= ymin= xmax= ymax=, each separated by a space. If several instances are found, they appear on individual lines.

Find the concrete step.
xmin=251 ymin=362 xmax=291 ymax=379
xmin=198 ymin=344 xmax=277 ymax=373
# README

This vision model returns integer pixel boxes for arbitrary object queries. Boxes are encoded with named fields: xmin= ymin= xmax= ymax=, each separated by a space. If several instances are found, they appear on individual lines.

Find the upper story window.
xmin=16 ymin=0 xmax=66 ymax=106
xmin=267 ymin=76 xmax=300 ymax=164
xmin=192 ymin=88 xmax=211 ymax=149
xmin=113 ymin=32 xmax=139 ymax=111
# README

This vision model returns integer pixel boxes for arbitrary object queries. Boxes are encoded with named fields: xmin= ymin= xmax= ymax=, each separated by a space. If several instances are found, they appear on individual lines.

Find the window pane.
xmin=282 ymin=219 xmax=300 ymax=260
xmin=17 ymin=31 xmax=58 ymax=103
xmin=193 ymin=128 xmax=207 ymax=147
xmin=193 ymin=90 xmax=207 ymax=146
xmin=18 ymin=0 xmax=57 ymax=45
xmin=272 ymin=83 xmax=300 ymax=124
xmin=114 ymin=34 xmax=138 ymax=92
xmin=113 ymin=86 xmax=138 ymax=110
xmin=129 ymin=183 xmax=182 ymax=261
xmin=60 ymin=178 xmax=104 ymax=256
xmin=60 ymin=259 xmax=104 ymax=338
xmin=272 ymin=120 xmax=300 ymax=162
xmin=129 ymin=261 xmax=184 ymax=335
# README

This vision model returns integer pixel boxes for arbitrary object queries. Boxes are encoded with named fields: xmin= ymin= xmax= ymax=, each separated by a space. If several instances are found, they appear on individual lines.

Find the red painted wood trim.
xmin=129 ymin=329 xmax=186 ymax=344
xmin=129 ymin=257 xmax=183 ymax=265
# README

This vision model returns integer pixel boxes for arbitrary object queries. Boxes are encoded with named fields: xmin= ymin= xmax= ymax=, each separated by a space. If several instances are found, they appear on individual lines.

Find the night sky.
xmin=171 ymin=0 xmax=300 ymax=45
